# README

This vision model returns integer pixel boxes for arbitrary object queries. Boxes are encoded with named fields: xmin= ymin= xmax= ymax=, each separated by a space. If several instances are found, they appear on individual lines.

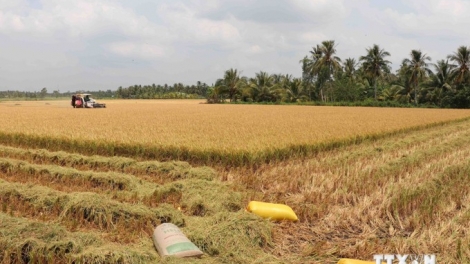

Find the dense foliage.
xmin=0 ymin=83 xmax=209 ymax=100
xmin=0 ymin=89 xmax=114 ymax=99
xmin=115 ymin=82 xmax=209 ymax=99
xmin=210 ymin=41 xmax=470 ymax=108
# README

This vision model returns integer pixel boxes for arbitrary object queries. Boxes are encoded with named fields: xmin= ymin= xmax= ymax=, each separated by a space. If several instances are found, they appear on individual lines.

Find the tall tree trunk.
xmin=374 ymin=78 xmax=377 ymax=101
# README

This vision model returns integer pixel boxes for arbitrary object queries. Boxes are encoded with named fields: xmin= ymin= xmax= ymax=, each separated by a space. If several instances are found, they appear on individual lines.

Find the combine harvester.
xmin=72 ymin=94 xmax=106 ymax=108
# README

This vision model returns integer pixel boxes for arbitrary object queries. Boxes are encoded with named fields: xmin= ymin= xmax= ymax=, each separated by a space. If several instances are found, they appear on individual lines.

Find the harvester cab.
xmin=72 ymin=94 xmax=106 ymax=108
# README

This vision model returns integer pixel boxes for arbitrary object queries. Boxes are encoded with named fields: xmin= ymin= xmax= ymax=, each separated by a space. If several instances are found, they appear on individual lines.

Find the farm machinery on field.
xmin=72 ymin=94 xmax=106 ymax=108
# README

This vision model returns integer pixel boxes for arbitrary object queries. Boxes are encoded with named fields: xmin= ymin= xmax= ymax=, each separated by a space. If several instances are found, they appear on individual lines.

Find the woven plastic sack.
xmin=152 ymin=223 xmax=203 ymax=258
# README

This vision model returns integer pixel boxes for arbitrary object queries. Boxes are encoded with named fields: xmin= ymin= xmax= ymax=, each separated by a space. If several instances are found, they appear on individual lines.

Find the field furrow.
xmin=0 ymin=212 xmax=159 ymax=263
xmin=307 ymin=120 xmax=470 ymax=174
xmin=0 ymin=145 xmax=216 ymax=183
xmin=0 ymin=157 xmax=154 ymax=193
xmin=0 ymin=179 xmax=184 ymax=243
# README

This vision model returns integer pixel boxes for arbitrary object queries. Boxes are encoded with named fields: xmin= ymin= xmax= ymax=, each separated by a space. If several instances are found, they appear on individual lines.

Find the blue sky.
xmin=0 ymin=0 xmax=469 ymax=92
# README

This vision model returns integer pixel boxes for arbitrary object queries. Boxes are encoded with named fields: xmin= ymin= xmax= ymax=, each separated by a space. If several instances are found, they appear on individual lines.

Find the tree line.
xmin=209 ymin=41 xmax=470 ymax=108
xmin=0 ymin=82 xmax=210 ymax=100
xmin=0 ymin=88 xmax=115 ymax=100
xmin=115 ymin=82 xmax=209 ymax=99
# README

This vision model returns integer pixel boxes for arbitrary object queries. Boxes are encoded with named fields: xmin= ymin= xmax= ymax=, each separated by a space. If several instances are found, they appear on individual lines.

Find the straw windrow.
xmin=0 ymin=180 xmax=185 ymax=242
xmin=0 ymin=145 xmax=216 ymax=182
xmin=0 ymin=212 xmax=159 ymax=263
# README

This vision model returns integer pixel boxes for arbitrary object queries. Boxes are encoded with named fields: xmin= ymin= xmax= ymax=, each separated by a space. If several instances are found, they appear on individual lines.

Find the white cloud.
xmin=299 ymin=32 xmax=329 ymax=45
xmin=1 ymin=0 xmax=469 ymax=91
xmin=157 ymin=2 xmax=241 ymax=45
xmin=381 ymin=0 xmax=470 ymax=39
xmin=108 ymin=42 xmax=166 ymax=59
xmin=197 ymin=18 xmax=241 ymax=43
xmin=188 ymin=0 xmax=221 ymax=12
xmin=406 ymin=0 xmax=468 ymax=16
xmin=248 ymin=45 xmax=262 ymax=54
xmin=290 ymin=0 xmax=347 ymax=21
xmin=0 ymin=0 xmax=29 ymax=10
xmin=0 ymin=0 xmax=170 ymax=40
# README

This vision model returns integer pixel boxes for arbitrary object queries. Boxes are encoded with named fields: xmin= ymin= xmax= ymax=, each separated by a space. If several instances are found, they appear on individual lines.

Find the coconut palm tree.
xmin=301 ymin=41 xmax=342 ymax=101
xmin=300 ymin=55 xmax=315 ymax=100
xmin=313 ymin=40 xmax=342 ymax=101
xmin=314 ymin=41 xmax=342 ymax=74
xmin=431 ymin=59 xmax=455 ymax=91
xmin=248 ymin=71 xmax=276 ymax=102
xmin=269 ymin=74 xmax=292 ymax=101
xmin=206 ymin=85 xmax=224 ymax=104
xmin=215 ymin=68 xmax=245 ymax=102
xmin=271 ymin=74 xmax=284 ymax=85
xmin=402 ymin=50 xmax=432 ymax=105
xmin=359 ymin=44 xmax=391 ymax=101
xmin=309 ymin=44 xmax=323 ymax=66
xmin=448 ymin=46 xmax=470 ymax=86
xmin=284 ymin=78 xmax=307 ymax=102
xmin=300 ymin=45 xmax=322 ymax=81
xmin=300 ymin=44 xmax=324 ymax=100
xmin=395 ymin=62 xmax=413 ymax=97
xmin=343 ymin=58 xmax=358 ymax=82
xmin=381 ymin=85 xmax=405 ymax=101
xmin=424 ymin=60 xmax=455 ymax=106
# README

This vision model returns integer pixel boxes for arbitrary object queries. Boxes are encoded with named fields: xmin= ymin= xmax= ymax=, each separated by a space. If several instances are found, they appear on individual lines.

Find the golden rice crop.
xmin=1 ymin=100 xmax=470 ymax=152
xmin=2 ymin=100 xmax=470 ymax=165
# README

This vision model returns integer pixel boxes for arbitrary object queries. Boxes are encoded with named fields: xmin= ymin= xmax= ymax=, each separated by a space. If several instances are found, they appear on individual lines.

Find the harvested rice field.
xmin=1 ymin=100 xmax=469 ymax=263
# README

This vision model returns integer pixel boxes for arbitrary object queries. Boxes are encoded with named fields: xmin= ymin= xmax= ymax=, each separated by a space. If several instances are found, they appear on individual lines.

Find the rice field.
xmin=1 ymin=100 xmax=469 ymax=263
xmin=2 ymin=100 xmax=470 ymax=165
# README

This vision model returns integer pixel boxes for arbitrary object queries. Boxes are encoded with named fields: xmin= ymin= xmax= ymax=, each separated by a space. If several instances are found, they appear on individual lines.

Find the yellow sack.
xmin=337 ymin=259 xmax=382 ymax=264
xmin=246 ymin=201 xmax=298 ymax=221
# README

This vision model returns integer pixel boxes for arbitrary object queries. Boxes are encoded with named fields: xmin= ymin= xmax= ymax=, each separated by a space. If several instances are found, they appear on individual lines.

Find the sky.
xmin=1 ymin=0 xmax=469 ymax=92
